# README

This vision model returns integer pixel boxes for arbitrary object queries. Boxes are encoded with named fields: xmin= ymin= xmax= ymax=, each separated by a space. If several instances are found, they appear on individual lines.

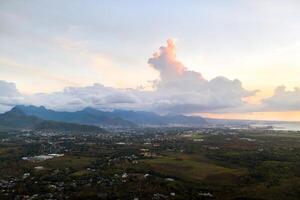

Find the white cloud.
xmin=0 ymin=40 xmax=259 ymax=114
xmin=22 ymin=84 xmax=141 ymax=112
xmin=261 ymin=86 xmax=300 ymax=111
xmin=0 ymin=80 xmax=23 ymax=112
xmin=147 ymin=39 xmax=256 ymax=114
xmin=0 ymin=80 xmax=18 ymax=95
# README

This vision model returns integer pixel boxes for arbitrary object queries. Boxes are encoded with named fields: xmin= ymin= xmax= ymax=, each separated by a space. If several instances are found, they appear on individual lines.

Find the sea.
xmin=270 ymin=122 xmax=300 ymax=131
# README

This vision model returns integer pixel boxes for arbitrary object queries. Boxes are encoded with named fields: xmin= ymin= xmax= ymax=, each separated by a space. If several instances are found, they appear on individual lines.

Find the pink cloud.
xmin=148 ymin=39 xmax=193 ymax=81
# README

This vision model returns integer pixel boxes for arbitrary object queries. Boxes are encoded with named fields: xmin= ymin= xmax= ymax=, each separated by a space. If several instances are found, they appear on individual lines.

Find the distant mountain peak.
xmin=10 ymin=106 xmax=25 ymax=115
xmin=82 ymin=107 xmax=95 ymax=111
xmin=16 ymin=104 xmax=47 ymax=110
xmin=81 ymin=107 xmax=99 ymax=113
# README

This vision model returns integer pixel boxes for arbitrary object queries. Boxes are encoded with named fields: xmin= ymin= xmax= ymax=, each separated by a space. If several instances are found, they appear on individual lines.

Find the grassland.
xmin=44 ymin=155 xmax=96 ymax=170
xmin=143 ymin=153 xmax=246 ymax=185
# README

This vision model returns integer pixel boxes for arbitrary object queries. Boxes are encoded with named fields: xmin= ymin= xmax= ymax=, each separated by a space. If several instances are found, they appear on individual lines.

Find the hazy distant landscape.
xmin=0 ymin=105 xmax=299 ymax=199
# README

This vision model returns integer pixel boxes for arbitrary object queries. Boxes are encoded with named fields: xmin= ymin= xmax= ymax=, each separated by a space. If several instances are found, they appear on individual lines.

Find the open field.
xmin=44 ymin=155 xmax=96 ymax=170
xmin=143 ymin=154 xmax=246 ymax=183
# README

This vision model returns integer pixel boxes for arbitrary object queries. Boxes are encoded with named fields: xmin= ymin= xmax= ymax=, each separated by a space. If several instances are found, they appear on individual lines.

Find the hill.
xmin=112 ymin=109 xmax=207 ymax=126
xmin=15 ymin=105 xmax=136 ymax=128
xmin=0 ymin=107 xmax=106 ymax=133
xmin=15 ymin=105 xmax=207 ymax=127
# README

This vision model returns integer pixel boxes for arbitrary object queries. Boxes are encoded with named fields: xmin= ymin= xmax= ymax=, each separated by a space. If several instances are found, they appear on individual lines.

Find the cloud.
xmin=22 ymin=83 xmax=141 ymax=111
xmin=0 ymin=80 xmax=23 ymax=112
xmin=147 ymin=39 xmax=256 ymax=113
xmin=0 ymin=39 xmax=258 ymax=114
xmin=261 ymin=86 xmax=300 ymax=111
xmin=148 ymin=39 xmax=189 ymax=81
xmin=0 ymin=80 xmax=20 ymax=97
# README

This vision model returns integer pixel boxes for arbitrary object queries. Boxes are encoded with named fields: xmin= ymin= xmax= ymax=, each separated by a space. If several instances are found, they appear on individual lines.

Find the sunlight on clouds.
xmin=53 ymin=37 xmax=89 ymax=51
xmin=90 ymin=54 xmax=158 ymax=89
xmin=202 ymin=111 xmax=300 ymax=122
xmin=0 ymin=57 xmax=83 ymax=94
xmin=52 ymin=36 xmax=159 ymax=90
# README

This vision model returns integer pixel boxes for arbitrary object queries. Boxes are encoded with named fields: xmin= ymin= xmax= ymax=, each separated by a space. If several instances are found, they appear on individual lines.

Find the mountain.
xmin=0 ymin=107 xmax=42 ymax=129
xmin=15 ymin=105 xmax=207 ymax=127
xmin=112 ymin=110 xmax=207 ymax=126
xmin=33 ymin=121 xmax=103 ymax=132
xmin=0 ymin=107 xmax=106 ymax=133
xmin=15 ymin=105 xmax=136 ymax=128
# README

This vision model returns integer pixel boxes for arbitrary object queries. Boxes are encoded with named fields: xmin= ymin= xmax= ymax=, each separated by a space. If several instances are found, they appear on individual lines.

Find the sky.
xmin=1 ymin=0 xmax=300 ymax=121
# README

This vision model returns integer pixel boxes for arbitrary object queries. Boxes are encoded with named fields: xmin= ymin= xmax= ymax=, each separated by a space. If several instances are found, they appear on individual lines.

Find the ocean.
xmin=271 ymin=122 xmax=300 ymax=131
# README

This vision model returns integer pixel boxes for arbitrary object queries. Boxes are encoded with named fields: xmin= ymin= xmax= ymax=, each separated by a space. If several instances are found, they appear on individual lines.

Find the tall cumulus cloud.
xmin=147 ymin=39 xmax=256 ymax=113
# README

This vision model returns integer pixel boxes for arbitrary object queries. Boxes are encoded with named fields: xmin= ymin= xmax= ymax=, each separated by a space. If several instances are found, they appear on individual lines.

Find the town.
xmin=0 ymin=127 xmax=299 ymax=199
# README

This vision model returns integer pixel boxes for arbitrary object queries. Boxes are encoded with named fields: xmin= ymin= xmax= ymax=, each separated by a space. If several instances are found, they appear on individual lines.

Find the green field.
xmin=143 ymin=153 xmax=246 ymax=184
xmin=44 ymin=155 xmax=96 ymax=170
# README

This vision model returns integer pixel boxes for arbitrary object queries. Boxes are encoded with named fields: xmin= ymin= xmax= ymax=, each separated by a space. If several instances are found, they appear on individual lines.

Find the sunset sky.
xmin=1 ymin=0 xmax=300 ymax=121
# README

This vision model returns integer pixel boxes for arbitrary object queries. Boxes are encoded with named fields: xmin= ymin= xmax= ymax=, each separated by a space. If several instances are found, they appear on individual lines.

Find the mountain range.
xmin=10 ymin=105 xmax=207 ymax=128
xmin=0 ymin=107 xmax=106 ymax=133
